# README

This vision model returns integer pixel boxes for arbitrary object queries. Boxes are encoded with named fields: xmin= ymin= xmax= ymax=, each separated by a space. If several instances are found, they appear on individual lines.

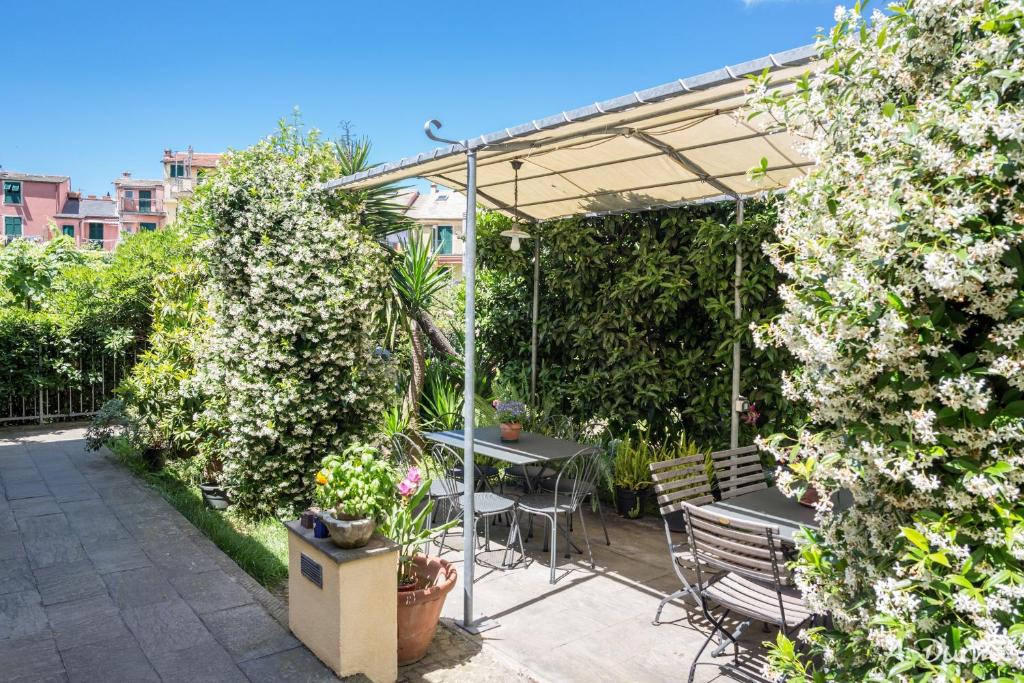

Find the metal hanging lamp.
xmin=500 ymin=160 xmax=531 ymax=251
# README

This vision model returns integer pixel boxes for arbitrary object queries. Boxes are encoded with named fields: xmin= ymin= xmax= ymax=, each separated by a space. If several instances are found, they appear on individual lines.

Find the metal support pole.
xmin=529 ymin=235 xmax=540 ymax=403
xmin=461 ymin=147 xmax=478 ymax=629
xmin=730 ymin=198 xmax=744 ymax=449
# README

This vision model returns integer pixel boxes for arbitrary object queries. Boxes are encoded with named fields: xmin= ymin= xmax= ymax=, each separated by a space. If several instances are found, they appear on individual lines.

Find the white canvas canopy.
xmin=325 ymin=43 xmax=819 ymax=631
xmin=326 ymin=44 xmax=816 ymax=220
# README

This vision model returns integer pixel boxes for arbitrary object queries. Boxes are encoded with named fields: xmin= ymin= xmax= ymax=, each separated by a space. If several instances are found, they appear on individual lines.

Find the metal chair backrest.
xmin=390 ymin=432 xmax=423 ymax=470
xmin=540 ymin=414 xmax=577 ymax=440
xmin=430 ymin=443 xmax=465 ymax=501
xmin=681 ymin=502 xmax=786 ymax=587
xmin=552 ymin=446 xmax=604 ymax=511
xmin=649 ymin=454 xmax=714 ymax=516
xmin=709 ymin=445 xmax=767 ymax=501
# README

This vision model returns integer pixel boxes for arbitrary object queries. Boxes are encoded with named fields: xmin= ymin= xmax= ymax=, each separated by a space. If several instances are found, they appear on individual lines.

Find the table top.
xmin=423 ymin=427 xmax=593 ymax=466
xmin=703 ymin=487 xmax=852 ymax=545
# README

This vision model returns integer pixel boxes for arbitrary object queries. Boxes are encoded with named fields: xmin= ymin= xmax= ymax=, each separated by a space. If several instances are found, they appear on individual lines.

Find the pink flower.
xmin=398 ymin=479 xmax=414 ymax=497
xmin=405 ymin=466 xmax=422 ymax=486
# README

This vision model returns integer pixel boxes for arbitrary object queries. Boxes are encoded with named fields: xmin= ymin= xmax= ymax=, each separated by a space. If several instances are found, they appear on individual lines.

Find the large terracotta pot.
xmin=397 ymin=554 xmax=457 ymax=665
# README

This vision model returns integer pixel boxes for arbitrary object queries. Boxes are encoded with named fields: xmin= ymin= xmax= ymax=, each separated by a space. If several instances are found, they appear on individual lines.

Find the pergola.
xmin=325 ymin=44 xmax=818 ymax=631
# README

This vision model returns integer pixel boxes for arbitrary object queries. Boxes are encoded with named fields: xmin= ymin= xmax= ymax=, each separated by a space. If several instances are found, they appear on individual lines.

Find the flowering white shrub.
xmin=750 ymin=1 xmax=1024 ymax=679
xmin=191 ymin=124 xmax=391 ymax=515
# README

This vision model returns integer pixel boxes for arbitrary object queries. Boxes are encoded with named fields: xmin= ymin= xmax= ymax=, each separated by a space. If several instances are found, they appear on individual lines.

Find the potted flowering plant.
xmin=379 ymin=466 xmax=458 ymax=665
xmin=493 ymin=400 xmax=527 ymax=442
xmin=314 ymin=444 xmax=395 ymax=548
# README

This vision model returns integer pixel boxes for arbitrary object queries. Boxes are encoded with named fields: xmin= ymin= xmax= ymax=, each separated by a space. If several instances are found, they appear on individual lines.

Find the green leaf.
xmin=902 ymin=527 xmax=929 ymax=551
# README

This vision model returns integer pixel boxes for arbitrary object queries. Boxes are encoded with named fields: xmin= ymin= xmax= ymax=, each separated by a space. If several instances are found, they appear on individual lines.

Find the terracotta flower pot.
xmin=500 ymin=422 xmax=522 ymax=442
xmin=397 ymin=554 xmax=457 ymax=665
xmin=799 ymin=487 xmax=820 ymax=508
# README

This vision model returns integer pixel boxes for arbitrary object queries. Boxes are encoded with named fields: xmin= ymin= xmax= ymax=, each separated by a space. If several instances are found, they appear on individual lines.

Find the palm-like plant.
xmin=391 ymin=232 xmax=452 ymax=430
xmin=331 ymin=132 xmax=412 ymax=240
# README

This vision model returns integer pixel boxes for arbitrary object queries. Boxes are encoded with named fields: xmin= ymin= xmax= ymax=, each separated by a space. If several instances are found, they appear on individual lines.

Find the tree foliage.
xmin=191 ymin=121 xmax=393 ymax=516
xmin=476 ymin=200 xmax=796 ymax=447
xmin=751 ymin=2 xmax=1024 ymax=679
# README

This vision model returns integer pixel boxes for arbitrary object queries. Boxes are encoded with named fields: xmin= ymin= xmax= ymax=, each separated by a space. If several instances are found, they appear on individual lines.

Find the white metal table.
xmin=423 ymin=427 xmax=587 ymax=466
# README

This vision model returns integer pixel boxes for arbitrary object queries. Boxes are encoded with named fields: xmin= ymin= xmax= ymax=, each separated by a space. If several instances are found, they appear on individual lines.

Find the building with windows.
xmin=162 ymin=148 xmax=222 ymax=223
xmin=1 ymin=171 xmax=71 ymax=244
xmin=53 ymin=193 xmax=119 ymax=249
xmin=395 ymin=184 xmax=467 ymax=279
xmin=113 ymin=172 xmax=166 ymax=237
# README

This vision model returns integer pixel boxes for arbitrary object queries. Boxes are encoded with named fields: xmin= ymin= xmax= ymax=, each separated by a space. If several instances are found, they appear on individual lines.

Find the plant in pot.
xmin=612 ymin=432 xmax=655 ymax=518
xmin=494 ymin=400 xmax=527 ymax=442
xmin=379 ymin=466 xmax=459 ymax=665
xmin=314 ymin=444 xmax=395 ymax=549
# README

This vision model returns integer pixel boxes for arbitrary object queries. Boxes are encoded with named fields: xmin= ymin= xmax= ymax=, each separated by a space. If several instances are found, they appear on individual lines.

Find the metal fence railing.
xmin=0 ymin=348 xmax=137 ymax=425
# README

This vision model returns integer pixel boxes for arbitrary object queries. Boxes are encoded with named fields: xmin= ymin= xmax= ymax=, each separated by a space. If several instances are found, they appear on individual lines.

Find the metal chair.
xmin=390 ymin=432 xmax=423 ymax=471
xmin=709 ymin=445 xmax=767 ymax=500
xmin=431 ymin=444 xmax=526 ymax=567
xmin=514 ymin=447 xmax=603 ymax=583
xmin=648 ymin=452 xmax=714 ymax=624
xmin=430 ymin=411 xmax=502 ymax=491
xmin=681 ymin=502 xmax=812 ymax=683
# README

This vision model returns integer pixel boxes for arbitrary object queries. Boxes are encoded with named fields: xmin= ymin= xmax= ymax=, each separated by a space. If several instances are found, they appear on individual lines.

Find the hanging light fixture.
xmin=500 ymin=159 xmax=531 ymax=251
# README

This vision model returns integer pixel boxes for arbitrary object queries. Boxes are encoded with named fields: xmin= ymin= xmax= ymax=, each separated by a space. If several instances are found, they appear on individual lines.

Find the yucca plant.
xmin=390 ymin=232 xmax=452 ymax=431
xmin=380 ymin=405 xmax=409 ymax=439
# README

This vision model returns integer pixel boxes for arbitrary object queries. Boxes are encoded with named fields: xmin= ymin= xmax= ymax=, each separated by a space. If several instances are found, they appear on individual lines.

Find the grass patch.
xmin=107 ymin=438 xmax=289 ymax=591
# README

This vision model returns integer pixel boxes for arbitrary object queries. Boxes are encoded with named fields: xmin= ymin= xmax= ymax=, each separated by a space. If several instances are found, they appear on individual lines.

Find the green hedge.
xmin=476 ymin=199 xmax=798 ymax=447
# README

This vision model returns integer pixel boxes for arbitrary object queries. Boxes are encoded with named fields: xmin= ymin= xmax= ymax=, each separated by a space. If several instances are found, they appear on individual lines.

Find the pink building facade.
xmin=1 ymin=172 xmax=70 ymax=243
xmin=113 ymin=172 xmax=166 ymax=236
xmin=53 ymin=194 xmax=120 ymax=249
xmin=1 ymin=171 xmax=119 ymax=249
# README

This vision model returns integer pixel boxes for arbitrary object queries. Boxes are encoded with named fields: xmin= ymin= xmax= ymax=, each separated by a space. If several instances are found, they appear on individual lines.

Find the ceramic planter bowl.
xmin=319 ymin=511 xmax=376 ymax=548
xmin=397 ymin=554 xmax=457 ymax=665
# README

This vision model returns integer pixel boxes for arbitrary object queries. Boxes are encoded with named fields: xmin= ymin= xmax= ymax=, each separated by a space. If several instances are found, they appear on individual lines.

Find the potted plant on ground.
xmin=379 ymin=466 xmax=459 ymax=665
xmin=314 ymin=444 xmax=395 ymax=549
xmin=612 ymin=432 xmax=655 ymax=518
xmin=494 ymin=400 xmax=527 ymax=442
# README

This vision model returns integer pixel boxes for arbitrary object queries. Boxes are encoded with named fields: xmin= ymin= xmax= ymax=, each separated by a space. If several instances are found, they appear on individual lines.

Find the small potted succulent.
xmin=314 ymin=444 xmax=395 ymax=548
xmin=380 ymin=466 xmax=458 ymax=665
xmin=494 ymin=400 xmax=527 ymax=442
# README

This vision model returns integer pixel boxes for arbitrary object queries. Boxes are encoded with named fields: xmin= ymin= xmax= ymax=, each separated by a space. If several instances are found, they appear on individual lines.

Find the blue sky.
xmin=2 ymin=0 xmax=836 ymax=195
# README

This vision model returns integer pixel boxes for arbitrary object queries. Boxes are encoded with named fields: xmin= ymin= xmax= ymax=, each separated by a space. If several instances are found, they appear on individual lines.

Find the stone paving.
xmin=0 ymin=425 xmax=538 ymax=683
xmin=434 ymin=501 xmax=769 ymax=683
xmin=0 ymin=425 xmax=339 ymax=682
xmin=0 ymin=424 xmax=768 ymax=682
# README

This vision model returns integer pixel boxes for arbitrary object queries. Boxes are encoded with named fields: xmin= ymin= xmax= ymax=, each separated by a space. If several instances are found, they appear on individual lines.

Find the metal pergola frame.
xmin=324 ymin=44 xmax=817 ymax=631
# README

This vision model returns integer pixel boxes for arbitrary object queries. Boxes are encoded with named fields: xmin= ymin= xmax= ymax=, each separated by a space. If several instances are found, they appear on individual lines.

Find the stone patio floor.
xmin=0 ymin=424 xmax=772 ymax=682
xmin=0 ymin=425 xmax=535 ymax=683
xmin=434 ymin=491 xmax=771 ymax=683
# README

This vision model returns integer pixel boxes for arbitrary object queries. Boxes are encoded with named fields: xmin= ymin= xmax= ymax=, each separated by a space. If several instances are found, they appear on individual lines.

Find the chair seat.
xmin=429 ymin=480 xmax=464 ymax=498
xmin=473 ymin=492 xmax=517 ymax=515
xmin=703 ymin=572 xmax=811 ymax=629
xmin=516 ymin=492 xmax=577 ymax=514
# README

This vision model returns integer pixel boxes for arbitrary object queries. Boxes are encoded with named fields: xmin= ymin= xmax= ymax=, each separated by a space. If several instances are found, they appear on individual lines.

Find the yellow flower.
xmin=315 ymin=472 xmax=327 ymax=486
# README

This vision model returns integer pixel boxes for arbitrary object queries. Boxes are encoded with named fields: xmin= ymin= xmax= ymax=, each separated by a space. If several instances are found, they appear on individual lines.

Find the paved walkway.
xmin=0 ymin=425 xmax=339 ymax=682
xmin=0 ymin=425 xmax=538 ymax=683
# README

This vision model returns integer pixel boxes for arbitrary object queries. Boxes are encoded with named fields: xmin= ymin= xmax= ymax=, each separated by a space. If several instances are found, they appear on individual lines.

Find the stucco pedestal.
xmin=285 ymin=521 xmax=399 ymax=683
